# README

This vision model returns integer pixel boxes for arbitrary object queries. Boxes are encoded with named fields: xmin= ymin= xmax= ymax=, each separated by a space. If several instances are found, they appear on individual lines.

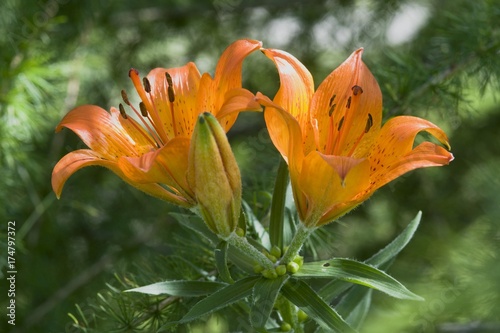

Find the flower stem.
xmin=226 ymin=232 xmax=275 ymax=271
xmin=280 ymin=223 xmax=315 ymax=264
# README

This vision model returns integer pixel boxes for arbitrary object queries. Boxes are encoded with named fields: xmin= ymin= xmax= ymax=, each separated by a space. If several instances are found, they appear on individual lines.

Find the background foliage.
xmin=1 ymin=0 xmax=499 ymax=332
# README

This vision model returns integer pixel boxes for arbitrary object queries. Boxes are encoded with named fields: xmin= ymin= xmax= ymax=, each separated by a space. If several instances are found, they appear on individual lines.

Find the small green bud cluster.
xmin=278 ymin=310 xmax=307 ymax=331
xmin=254 ymin=245 xmax=304 ymax=278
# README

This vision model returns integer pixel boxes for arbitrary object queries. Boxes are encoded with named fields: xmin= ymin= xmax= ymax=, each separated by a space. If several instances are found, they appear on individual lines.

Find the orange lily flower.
xmin=52 ymin=39 xmax=262 ymax=208
xmin=258 ymin=48 xmax=454 ymax=227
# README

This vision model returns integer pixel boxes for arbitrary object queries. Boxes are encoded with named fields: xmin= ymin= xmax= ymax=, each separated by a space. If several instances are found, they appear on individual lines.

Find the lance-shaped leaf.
xmin=251 ymin=275 xmax=289 ymax=329
xmin=294 ymin=258 xmax=423 ymax=301
xmin=281 ymin=280 xmax=357 ymax=333
xmin=125 ymin=280 xmax=226 ymax=297
xmin=366 ymin=211 xmax=421 ymax=267
xmin=180 ymin=276 xmax=260 ymax=323
xmin=318 ymin=211 xmax=422 ymax=301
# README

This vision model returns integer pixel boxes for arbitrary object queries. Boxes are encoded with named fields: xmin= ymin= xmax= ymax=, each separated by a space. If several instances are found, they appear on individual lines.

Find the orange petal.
xmin=52 ymin=149 xmax=191 ymax=206
xmin=198 ymin=39 xmax=262 ymax=131
xmin=113 ymin=107 xmax=156 ymax=153
xmin=217 ymin=88 xmax=263 ymax=120
xmin=261 ymin=48 xmax=315 ymax=152
xmin=146 ymin=63 xmax=201 ymax=139
xmin=56 ymin=105 xmax=150 ymax=159
xmin=319 ymin=154 xmax=366 ymax=186
xmin=310 ymin=48 xmax=383 ymax=157
xmin=298 ymin=151 xmax=370 ymax=226
xmin=367 ymin=115 xmax=453 ymax=192
xmin=260 ymin=94 xmax=304 ymax=170
xmin=118 ymin=137 xmax=194 ymax=201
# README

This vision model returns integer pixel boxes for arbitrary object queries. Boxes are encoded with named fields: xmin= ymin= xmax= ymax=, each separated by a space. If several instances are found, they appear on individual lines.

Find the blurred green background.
xmin=1 ymin=0 xmax=499 ymax=332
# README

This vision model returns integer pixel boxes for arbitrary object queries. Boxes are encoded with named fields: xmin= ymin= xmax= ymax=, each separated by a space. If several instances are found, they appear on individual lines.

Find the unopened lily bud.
xmin=188 ymin=112 xmax=242 ymax=238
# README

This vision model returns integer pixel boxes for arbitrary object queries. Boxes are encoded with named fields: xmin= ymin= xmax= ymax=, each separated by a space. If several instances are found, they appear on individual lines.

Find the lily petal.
xmin=52 ymin=149 xmax=190 ymax=206
xmin=367 ymin=115 xmax=454 ymax=192
xmin=198 ymin=39 xmax=262 ymax=131
xmin=261 ymin=48 xmax=315 ymax=152
xmin=217 ymin=88 xmax=263 ymax=120
xmin=147 ymin=63 xmax=201 ymax=140
xmin=118 ymin=137 xmax=194 ymax=202
xmin=298 ymin=152 xmax=370 ymax=226
xmin=56 ymin=105 xmax=152 ymax=159
xmin=259 ymin=93 xmax=304 ymax=168
xmin=310 ymin=48 xmax=383 ymax=157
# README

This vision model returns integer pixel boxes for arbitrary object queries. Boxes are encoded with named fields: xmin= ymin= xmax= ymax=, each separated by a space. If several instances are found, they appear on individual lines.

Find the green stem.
xmin=269 ymin=158 xmax=289 ymax=249
xmin=280 ymin=223 xmax=315 ymax=264
xmin=226 ymin=233 xmax=274 ymax=271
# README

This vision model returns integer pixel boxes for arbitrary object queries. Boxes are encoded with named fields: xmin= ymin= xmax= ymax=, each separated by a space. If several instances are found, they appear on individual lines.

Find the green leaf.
xmin=366 ymin=211 xmax=421 ymax=267
xmin=345 ymin=288 xmax=372 ymax=329
xmin=317 ymin=288 xmax=372 ymax=333
xmin=269 ymin=158 xmax=289 ymax=249
xmin=251 ymin=275 xmax=289 ymax=329
xmin=215 ymin=241 xmax=234 ymax=284
xmin=281 ymin=280 xmax=357 ymax=333
xmin=180 ymin=276 xmax=260 ymax=323
xmin=242 ymin=200 xmax=271 ymax=249
xmin=125 ymin=280 xmax=226 ymax=297
xmin=318 ymin=211 xmax=421 ymax=301
xmin=295 ymin=258 xmax=423 ymax=301
xmin=169 ymin=212 xmax=218 ymax=244
xmin=337 ymin=286 xmax=373 ymax=328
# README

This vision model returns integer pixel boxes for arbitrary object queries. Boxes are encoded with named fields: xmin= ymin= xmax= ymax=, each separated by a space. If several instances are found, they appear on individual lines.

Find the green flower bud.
xmin=188 ymin=113 xmax=242 ymax=238
xmin=293 ymin=255 xmax=304 ymax=267
xmin=280 ymin=322 xmax=292 ymax=331
xmin=262 ymin=268 xmax=278 ymax=279
xmin=298 ymin=309 xmax=308 ymax=322
xmin=270 ymin=245 xmax=282 ymax=258
xmin=287 ymin=261 xmax=300 ymax=273
xmin=275 ymin=265 xmax=287 ymax=276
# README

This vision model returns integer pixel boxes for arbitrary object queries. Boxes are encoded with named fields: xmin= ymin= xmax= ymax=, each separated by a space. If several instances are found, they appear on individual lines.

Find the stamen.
xmin=139 ymin=102 xmax=148 ymax=117
xmin=338 ymin=116 xmax=345 ymax=131
xmin=118 ymin=103 xmax=128 ymax=119
xmin=352 ymin=85 xmax=363 ymax=96
xmin=165 ymin=71 xmax=178 ymax=135
xmin=165 ymin=72 xmax=173 ymax=86
xmin=118 ymin=102 xmax=159 ymax=148
xmin=365 ymin=113 xmax=373 ymax=133
xmin=121 ymin=90 xmax=130 ymax=105
xmin=328 ymin=103 xmax=336 ymax=117
xmin=165 ymin=72 xmax=175 ymax=103
xmin=329 ymin=94 xmax=336 ymax=107
xmin=143 ymin=77 xmax=151 ymax=93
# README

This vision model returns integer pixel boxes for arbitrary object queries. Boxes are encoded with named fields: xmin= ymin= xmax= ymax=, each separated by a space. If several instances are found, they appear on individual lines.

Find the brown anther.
xmin=328 ymin=103 xmax=336 ymax=117
xmin=329 ymin=94 xmax=336 ymax=107
xmin=165 ymin=72 xmax=175 ymax=102
xmin=118 ymin=103 xmax=128 ymax=119
xmin=338 ymin=116 xmax=345 ymax=131
xmin=346 ymin=96 xmax=352 ymax=109
xmin=352 ymin=85 xmax=363 ymax=95
xmin=121 ymin=90 xmax=130 ymax=105
xmin=129 ymin=68 xmax=139 ymax=77
xmin=168 ymin=87 xmax=175 ymax=103
xmin=365 ymin=113 xmax=373 ymax=133
xmin=143 ymin=77 xmax=151 ymax=93
xmin=165 ymin=72 xmax=173 ymax=86
xmin=139 ymin=102 xmax=148 ymax=117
